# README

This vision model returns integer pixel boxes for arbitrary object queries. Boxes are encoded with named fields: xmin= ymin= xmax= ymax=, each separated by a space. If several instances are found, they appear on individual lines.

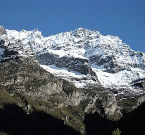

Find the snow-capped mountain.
xmin=0 ymin=26 xmax=145 ymax=96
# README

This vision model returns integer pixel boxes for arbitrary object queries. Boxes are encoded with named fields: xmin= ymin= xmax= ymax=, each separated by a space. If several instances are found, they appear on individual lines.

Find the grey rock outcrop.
xmin=0 ymin=26 xmax=6 ymax=36
xmin=0 ymin=56 xmax=63 ymax=97
xmin=143 ymin=81 xmax=145 ymax=90
xmin=0 ymin=53 xmax=121 ymax=120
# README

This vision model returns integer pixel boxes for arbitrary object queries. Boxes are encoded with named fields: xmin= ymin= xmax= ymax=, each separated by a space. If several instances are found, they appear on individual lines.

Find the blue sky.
xmin=0 ymin=0 xmax=145 ymax=52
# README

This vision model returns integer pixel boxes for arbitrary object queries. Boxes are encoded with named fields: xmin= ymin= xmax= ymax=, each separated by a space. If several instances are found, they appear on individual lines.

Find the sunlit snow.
xmin=0 ymin=27 xmax=144 ymax=94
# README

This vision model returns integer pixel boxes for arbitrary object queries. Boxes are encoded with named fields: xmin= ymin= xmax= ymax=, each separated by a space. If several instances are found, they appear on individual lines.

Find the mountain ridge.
xmin=0 ymin=26 xmax=144 ymax=97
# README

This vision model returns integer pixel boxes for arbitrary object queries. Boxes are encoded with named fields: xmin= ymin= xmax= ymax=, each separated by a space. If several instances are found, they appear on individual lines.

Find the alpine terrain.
xmin=0 ymin=26 xmax=145 ymax=135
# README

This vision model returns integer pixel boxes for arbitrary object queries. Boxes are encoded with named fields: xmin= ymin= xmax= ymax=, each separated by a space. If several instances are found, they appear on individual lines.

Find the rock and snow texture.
xmin=0 ymin=47 xmax=4 ymax=60
xmin=0 ymin=39 xmax=5 ymax=60
xmin=0 ymin=26 xmax=145 ymax=95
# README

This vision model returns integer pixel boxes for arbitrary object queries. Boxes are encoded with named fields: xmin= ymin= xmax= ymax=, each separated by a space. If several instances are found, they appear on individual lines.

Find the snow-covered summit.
xmin=0 ymin=26 xmax=145 ymax=96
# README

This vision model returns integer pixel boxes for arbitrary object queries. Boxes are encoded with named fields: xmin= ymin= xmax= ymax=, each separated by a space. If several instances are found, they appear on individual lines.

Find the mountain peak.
xmin=75 ymin=27 xmax=89 ymax=31
xmin=0 ymin=27 xmax=145 ymax=96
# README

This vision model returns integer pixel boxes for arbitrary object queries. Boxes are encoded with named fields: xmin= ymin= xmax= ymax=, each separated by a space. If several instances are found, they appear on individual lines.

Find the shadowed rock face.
xmin=37 ymin=52 xmax=96 ymax=76
xmin=84 ymin=102 xmax=145 ymax=135
xmin=131 ymin=78 xmax=145 ymax=90
xmin=0 ymin=104 xmax=80 ymax=135
xmin=1 ymin=98 xmax=145 ymax=135
xmin=0 ymin=39 xmax=18 ymax=61
xmin=143 ymin=81 xmax=145 ymax=90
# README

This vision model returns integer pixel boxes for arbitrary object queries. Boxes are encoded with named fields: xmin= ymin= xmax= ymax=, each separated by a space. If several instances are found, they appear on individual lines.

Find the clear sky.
xmin=0 ymin=0 xmax=144 ymax=52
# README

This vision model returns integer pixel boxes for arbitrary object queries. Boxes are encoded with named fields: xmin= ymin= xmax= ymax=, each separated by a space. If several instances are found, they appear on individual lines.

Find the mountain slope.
xmin=0 ymin=26 xmax=145 ymax=135
xmin=0 ymin=26 xmax=145 ymax=97
xmin=0 ymin=38 xmax=122 ymax=134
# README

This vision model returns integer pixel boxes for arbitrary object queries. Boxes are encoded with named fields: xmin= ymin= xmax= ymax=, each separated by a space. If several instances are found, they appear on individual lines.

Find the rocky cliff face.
xmin=0 ymin=26 xmax=144 ymax=95
xmin=0 ymin=26 xmax=145 ymax=134
xmin=0 ymin=39 xmax=120 ymax=134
